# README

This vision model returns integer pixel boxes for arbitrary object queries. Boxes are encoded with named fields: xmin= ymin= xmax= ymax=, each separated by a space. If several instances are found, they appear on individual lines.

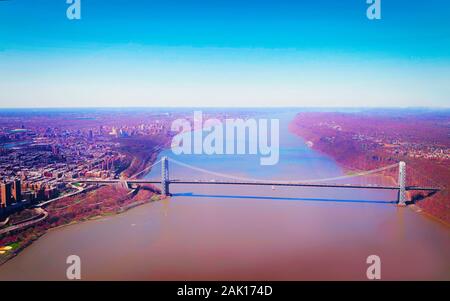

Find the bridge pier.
xmin=398 ymin=161 xmax=407 ymax=206
xmin=161 ymin=156 xmax=170 ymax=196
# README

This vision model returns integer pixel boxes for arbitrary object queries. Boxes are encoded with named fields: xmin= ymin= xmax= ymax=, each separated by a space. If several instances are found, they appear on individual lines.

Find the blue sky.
xmin=0 ymin=0 xmax=449 ymax=107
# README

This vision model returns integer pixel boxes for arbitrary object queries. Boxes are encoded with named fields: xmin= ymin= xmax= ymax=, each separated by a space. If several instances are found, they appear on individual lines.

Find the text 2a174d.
xmin=221 ymin=286 xmax=272 ymax=296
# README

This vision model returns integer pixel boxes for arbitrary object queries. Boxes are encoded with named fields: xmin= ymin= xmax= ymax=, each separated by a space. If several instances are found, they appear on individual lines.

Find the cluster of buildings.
xmin=0 ymin=179 xmax=21 ymax=208
xmin=388 ymin=144 xmax=449 ymax=160
xmin=0 ymin=112 xmax=176 ymax=219
xmin=348 ymin=132 xmax=449 ymax=161
xmin=321 ymin=121 xmax=450 ymax=161
xmin=108 ymin=122 xmax=166 ymax=138
xmin=0 ymin=126 xmax=127 ymax=217
xmin=0 ymin=177 xmax=60 ymax=216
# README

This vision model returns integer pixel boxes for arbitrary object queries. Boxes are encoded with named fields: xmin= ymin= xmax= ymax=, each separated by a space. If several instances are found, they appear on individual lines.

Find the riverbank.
xmin=289 ymin=111 xmax=450 ymax=224
xmin=0 ymin=116 xmax=175 ymax=266
xmin=0 ymin=208 xmax=48 ymax=236
xmin=117 ymin=134 xmax=172 ymax=179
xmin=0 ymin=183 xmax=163 ymax=266
xmin=0 ymin=134 xmax=169 ymax=265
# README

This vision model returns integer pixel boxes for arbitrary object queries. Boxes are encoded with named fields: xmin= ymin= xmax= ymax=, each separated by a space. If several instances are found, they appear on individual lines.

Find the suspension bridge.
xmin=71 ymin=157 xmax=441 ymax=206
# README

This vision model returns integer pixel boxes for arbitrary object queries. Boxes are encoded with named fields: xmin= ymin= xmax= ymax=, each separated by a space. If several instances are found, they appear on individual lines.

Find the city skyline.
xmin=0 ymin=0 xmax=449 ymax=108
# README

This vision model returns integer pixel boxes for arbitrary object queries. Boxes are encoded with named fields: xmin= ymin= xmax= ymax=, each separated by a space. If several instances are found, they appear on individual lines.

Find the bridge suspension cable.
xmin=129 ymin=158 xmax=162 ymax=179
xmin=168 ymin=157 xmax=399 ymax=184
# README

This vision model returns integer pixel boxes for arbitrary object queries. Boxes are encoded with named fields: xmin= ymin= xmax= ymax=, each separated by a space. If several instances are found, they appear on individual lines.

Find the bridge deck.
xmin=73 ymin=179 xmax=439 ymax=191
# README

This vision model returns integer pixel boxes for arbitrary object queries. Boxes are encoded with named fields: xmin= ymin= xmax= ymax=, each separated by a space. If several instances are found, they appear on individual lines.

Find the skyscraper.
xmin=12 ymin=179 xmax=22 ymax=202
xmin=0 ymin=181 xmax=13 ymax=207
xmin=0 ymin=191 xmax=5 ymax=208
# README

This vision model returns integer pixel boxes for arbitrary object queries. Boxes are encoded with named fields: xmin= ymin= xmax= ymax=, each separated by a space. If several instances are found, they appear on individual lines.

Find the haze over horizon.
xmin=1 ymin=0 xmax=449 ymax=108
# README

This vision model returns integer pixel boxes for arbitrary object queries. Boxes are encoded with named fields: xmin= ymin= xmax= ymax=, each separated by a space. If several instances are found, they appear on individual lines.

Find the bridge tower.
xmin=398 ymin=161 xmax=407 ymax=206
xmin=161 ymin=156 xmax=170 ymax=196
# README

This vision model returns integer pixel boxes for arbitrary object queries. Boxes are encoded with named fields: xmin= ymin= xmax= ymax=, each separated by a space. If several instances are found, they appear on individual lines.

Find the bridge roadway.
xmin=70 ymin=179 xmax=439 ymax=192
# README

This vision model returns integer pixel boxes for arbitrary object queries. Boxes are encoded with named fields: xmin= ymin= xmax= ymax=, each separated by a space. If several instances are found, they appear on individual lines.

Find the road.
xmin=37 ymin=184 xmax=86 ymax=207
xmin=0 ymin=185 xmax=88 ymax=235
xmin=0 ymin=208 xmax=48 ymax=235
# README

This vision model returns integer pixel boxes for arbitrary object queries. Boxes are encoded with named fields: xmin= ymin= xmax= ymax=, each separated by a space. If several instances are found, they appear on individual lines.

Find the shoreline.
xmin=0 ymin=141 xmax=168 ymax=266
xmin=292 ymin=134 xmax=449 ymax=228
xmin=288 ymin=122 xmax=399 ymax=187
xmin=288 ymin=113 xmax=449 ymax=227
xmin=0 ymin=191 xmax=164 ymax=267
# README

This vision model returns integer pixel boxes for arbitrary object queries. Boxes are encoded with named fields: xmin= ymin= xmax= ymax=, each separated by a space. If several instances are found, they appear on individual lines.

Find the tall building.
xmin=12 ymin=179 xmax=22 ymax=202
xmin=0 ymin=191 xmax=5 ymax=208
xmin=0 ymin=181 xmax=13 ymax=207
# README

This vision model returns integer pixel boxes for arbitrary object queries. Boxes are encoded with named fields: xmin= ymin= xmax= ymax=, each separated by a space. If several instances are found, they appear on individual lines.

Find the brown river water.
xmin=0 ymin=113 xmax=449 ymax=280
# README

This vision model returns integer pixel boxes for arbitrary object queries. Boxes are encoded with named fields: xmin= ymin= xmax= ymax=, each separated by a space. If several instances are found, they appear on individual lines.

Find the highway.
xmin=0 ymin=208 xmax=48 ymax=235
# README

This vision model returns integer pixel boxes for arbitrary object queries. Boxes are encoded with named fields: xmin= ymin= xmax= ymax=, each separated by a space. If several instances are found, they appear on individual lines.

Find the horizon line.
xmin=0 ymin=106 xmax=449 ymax=110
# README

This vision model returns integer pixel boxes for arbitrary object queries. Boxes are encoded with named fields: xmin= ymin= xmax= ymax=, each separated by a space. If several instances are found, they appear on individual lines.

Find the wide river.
xmin=0 ymin=112 xmax=449 ymax=280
